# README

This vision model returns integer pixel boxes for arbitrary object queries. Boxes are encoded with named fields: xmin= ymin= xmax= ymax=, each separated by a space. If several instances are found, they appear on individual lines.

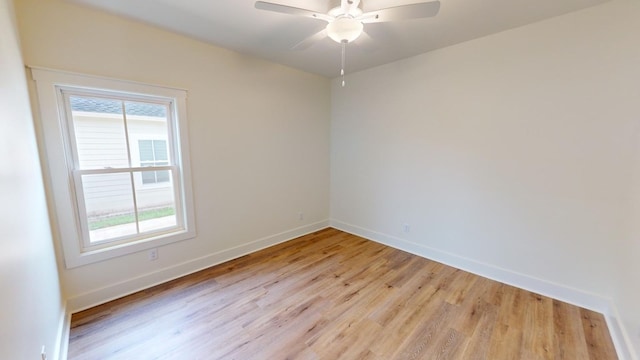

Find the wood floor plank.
xmin=581 ymin=308 xmax=618 ymax=360
xmin=521 ymin=292 xmax=554 ymax=360
xmin=552 ymin=299 xmax=590 ymax=359
xmin=457 ymin=298 xmax=499 ymax=360
xmin=68 ymin=228 xmax=618 ymax=360
xmin=395 ymin=302 xmax=457 ymax=359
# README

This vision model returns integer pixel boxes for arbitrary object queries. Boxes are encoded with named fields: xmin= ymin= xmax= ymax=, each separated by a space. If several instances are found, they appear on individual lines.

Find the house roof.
xmin=70 ymin=96 xmax=166 ymax=118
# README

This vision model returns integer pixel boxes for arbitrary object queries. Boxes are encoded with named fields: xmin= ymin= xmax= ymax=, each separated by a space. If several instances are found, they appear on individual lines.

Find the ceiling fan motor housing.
xmin=326 ymin=17 xmax=364 ymax=43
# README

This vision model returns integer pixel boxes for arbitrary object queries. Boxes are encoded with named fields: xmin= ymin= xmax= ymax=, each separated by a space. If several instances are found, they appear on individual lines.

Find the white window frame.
xmin=31 ymin=68 xmax=196 ymax=268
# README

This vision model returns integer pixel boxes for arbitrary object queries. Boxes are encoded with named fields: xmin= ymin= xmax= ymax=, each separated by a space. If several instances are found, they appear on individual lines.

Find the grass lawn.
xmin=89 ymin=207 xmax=175 ymax=230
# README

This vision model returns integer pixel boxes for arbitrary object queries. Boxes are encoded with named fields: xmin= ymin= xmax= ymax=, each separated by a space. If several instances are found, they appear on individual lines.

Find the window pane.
xmin=139 ymin=140 xmax=154 ymax=162
xmin=141 ymin=171 xmax=156 ymax=184
xmin=82 ymin=173 xmax=137 ymax=243
xmin=70 ymin=96 xmax=129 ymax=170
xmin=125 ymin=101 xmax=171 ymax=167
xmin=156 ymin=170 xmax=170 ymax=183
xmin=125 ymin=101 xmax=166 ymax=118
xmin=136 ymin=170 xmax=177 ymax=233
xmin=153 ymin=140 xmax=168 ymax=161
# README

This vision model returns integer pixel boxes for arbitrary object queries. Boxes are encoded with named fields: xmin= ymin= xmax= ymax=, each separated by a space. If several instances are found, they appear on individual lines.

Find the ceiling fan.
xmin=255 ymin=0 xmax=441 ymax=86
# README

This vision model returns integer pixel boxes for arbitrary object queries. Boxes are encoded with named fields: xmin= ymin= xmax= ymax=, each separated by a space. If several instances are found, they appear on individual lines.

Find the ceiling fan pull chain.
xmin=341 ymin=40 xmax=346 ymax=87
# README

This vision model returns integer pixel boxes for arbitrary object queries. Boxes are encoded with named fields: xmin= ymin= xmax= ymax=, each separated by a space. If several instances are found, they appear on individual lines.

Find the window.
xmin=139 ymin=140 xmax=170 ymax=184
xmin=32 ymin=68 xmax=196 ymax=267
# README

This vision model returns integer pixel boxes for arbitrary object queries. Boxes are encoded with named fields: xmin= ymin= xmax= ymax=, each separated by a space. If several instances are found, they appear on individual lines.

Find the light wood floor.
xmin=69 ymin=228 xmax=617 ymax=359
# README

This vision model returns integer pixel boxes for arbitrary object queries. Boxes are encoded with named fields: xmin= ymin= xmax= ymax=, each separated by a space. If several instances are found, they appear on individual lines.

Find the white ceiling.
xmin=68 ymin=0 xmax=610 ymax=78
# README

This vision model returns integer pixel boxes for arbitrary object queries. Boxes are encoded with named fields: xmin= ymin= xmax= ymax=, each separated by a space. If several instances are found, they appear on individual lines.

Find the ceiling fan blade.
xmin=358 ymin=1 xmax=440 ymax=24
xmin=255 ymin=1 xmax=333 ymax=22
xmin=292 ymin=29 xmax=327 ymax=50
xmin=354 ymin=31 xmax=377 ymax=52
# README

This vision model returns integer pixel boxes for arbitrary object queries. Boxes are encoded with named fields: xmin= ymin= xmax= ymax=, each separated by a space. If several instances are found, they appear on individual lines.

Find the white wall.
xmin=15 ymin=0 xmax=330 ymax=310
xmin=623 ymin=122 xmax=640 ymax=354
xmin=331 ymin=0 xmax=639 ymax=357
xmin=0 ymin=0 xmax=65 ymax=359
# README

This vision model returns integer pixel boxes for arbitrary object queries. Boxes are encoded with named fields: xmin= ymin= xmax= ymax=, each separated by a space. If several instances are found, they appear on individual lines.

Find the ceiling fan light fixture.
xmin=326 ymin=17 xmax=363 ymax=43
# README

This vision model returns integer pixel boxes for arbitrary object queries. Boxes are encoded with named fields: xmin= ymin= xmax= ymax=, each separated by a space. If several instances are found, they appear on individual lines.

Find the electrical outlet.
xmin=402 ymin=223 xmax=410 ymax=233
xmin=298 ymin=212 xmax=304 ymax=221
xmin=41 ymin=345 xmax=46 ymax=360
xmin=148 ymin=248 xmax=158 ymax=261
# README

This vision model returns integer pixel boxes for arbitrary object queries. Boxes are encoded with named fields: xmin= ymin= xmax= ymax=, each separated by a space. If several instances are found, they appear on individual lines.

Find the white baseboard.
xmin=330 ymin=219 xmax=637 ymax=359
xmin=605 ymin=303 xmax=639 ymax=360
xmin=67 ymin=220 xmax=330 ymax=313
xmin=54 ymin=304 xmax=70 ymax=360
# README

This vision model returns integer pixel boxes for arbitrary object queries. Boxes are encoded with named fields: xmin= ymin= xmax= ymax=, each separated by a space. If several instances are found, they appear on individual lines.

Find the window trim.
xmin=31 ymin=67 xmax=196 ymax=268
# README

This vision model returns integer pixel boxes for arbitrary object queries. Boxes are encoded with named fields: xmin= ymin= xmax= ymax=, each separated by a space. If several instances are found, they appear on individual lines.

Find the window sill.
xmin=68 ymin=228 xmax=196 ymax=268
